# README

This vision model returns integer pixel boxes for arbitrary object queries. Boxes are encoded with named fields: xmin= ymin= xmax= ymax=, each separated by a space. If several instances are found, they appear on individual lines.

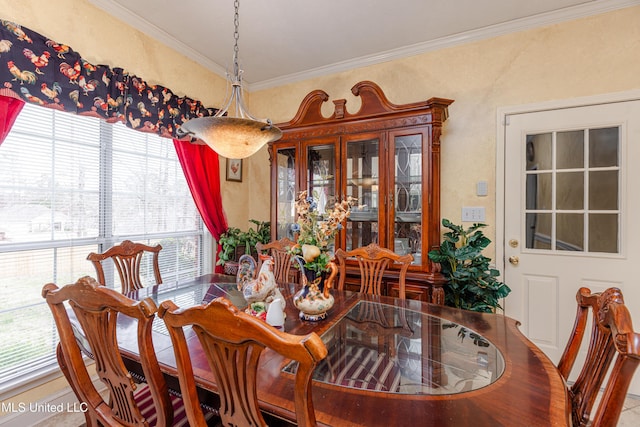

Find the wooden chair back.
xmin=256 ymin=237 xmax=296 ymax=283
xmin=42 ymin=276 xmax=174 ymax=427
xmin=557 ymin=287 xmax=640 ymax=427
xmin=335 ymin=243 xmax=413 ymax=299
xmin=87 ymin=240 xmax=163 ymax=293
xmin=158 ymin=297 xmax=328 ymax=427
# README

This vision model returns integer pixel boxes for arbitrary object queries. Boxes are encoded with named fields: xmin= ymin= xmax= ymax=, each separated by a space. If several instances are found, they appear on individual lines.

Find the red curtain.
xmin=0 ymin=95 xmax=25 ymax=145
xmin=173 ymin=139 xmax=228 ymax=273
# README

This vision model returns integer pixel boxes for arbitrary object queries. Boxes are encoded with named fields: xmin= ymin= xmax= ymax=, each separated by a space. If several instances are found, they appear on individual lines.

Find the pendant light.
xmin=180 ymin=0 xmax=282 ymax=159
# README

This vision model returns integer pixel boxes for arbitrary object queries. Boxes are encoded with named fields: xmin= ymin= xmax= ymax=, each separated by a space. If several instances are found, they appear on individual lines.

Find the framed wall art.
xmin=226 ymin=158 xmax=243 ymax=182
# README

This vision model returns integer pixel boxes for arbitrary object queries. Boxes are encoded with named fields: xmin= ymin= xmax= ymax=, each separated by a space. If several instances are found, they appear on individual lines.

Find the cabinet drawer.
xmin=388 ymin=282 xmax=428 ymax=302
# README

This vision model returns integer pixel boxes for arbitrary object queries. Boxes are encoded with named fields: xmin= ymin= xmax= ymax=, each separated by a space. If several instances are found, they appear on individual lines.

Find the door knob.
xmin=509 ymin=256 xmax=519 ymax=265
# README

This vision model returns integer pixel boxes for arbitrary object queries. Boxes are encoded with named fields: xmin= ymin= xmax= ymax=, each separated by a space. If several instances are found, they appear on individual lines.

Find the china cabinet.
xmin=269 ymin=81 xmax=453 ymax=303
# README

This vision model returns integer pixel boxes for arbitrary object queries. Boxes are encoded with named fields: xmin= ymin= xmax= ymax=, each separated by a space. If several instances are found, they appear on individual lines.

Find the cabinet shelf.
xmin=349 ymin=211 xmax=378 ymax=222
xmin=396 ymin=213 xmax=421 ymax=223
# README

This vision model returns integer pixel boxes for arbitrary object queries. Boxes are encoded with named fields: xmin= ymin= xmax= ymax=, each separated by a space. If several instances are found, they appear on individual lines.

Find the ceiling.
xmin=89 ymin=0 xmax=635 ymax=90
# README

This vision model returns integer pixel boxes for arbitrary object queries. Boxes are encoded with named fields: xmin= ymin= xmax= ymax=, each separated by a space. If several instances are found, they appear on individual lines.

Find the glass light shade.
xmin=182 ymin=116 xmax=282 ymax=159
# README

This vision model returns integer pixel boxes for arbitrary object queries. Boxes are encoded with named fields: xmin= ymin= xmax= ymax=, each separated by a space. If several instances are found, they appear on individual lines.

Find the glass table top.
xmin=128 ymin=277 xmax=246 ymax=335
xmin=131 ymin=279 xmax=504 ymax=395
xmin=285 ymin=300 xmax=505 ymax=395
xmin=130 ymin=277 xmax=246 ymax=310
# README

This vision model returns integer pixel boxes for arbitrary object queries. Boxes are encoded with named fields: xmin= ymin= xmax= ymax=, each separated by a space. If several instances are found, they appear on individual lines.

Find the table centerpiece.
xmin=289 ymin=190 xmax=357 ymax=321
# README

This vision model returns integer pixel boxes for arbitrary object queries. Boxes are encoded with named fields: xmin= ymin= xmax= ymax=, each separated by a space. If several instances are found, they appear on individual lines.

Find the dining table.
xmin=119 ymin=273 xmax=571 ymax=427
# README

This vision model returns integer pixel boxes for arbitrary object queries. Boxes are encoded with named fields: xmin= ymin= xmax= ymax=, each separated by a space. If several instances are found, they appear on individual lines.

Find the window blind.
xmin=0 ymin=103 xmax=208 ymax=390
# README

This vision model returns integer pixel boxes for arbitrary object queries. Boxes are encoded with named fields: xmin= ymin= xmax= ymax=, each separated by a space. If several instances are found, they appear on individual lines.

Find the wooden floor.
xmin=32 ymin=393 xmax=640 ymax=427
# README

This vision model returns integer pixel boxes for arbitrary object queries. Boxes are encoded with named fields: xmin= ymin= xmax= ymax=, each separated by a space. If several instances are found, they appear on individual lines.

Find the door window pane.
xmin=523 ymin=126 xmax=619 ymax=254
xmin=526 ymin=133 xmax=552 ymax=171
xmin=557 ymin=213 xmax=584 ymax=251
xmin=556 ymin=172 xmax=584 ymax=210
xmin=589 ymin=214 xmax=618 ymax=253
xmin=526 ymin=173 xmax=552 ymax=210
xmin=589 ymin=127 xmax=619 ymax=167
xmin=589 ymin=171 xmax=618 ymax=210
xmin=556 ymin=130 xmax=584 ymax=169
xmin=526 ymin=213 xmax=551 ymax=249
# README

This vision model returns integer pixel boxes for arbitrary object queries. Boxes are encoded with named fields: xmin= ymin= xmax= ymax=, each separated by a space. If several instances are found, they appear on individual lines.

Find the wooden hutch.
xmin=268 ymin=81 xmax=453 ymax=303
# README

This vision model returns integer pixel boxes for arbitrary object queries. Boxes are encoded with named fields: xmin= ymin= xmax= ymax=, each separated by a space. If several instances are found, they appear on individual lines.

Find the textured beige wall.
xmin=249 ymin=5 xmax=640 ymax=243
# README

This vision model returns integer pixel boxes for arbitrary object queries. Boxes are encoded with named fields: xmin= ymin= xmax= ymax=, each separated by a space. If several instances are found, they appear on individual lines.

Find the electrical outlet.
xmin=462 ymin=207 xmax=486 ymax=222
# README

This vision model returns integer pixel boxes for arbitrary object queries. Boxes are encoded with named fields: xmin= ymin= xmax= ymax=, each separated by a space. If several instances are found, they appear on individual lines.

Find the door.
xmin=503 ymin=99 xmax=640 ymax=391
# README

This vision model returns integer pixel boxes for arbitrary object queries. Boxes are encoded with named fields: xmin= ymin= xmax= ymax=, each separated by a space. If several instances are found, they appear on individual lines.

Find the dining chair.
xmin=87 ymin=240 xmax=163 ymax=293
xmin=557 ymin=287 xmax=640 ymax=427
xmin=41 ymin=275 xmax=185 ymax=427
xmin=256 ymin=237 xmax=296 ymax=283
xmin=334 ymin=243 xmax=414 ymax=299
xmin=158 ymin=296 xmax=328 ymax=427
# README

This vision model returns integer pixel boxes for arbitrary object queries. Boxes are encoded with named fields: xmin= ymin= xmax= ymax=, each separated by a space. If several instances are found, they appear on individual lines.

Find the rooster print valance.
xmin=0 ymin=19 xmax=215 ymax=139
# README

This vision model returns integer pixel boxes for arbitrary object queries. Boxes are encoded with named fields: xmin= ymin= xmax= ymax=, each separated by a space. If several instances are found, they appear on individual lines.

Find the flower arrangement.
xmin=290 ymin=190 xmax=357 ymax=273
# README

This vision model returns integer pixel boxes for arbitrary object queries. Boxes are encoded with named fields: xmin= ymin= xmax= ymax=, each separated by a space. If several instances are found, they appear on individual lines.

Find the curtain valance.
xmin=0 ymin=19 xmax=215 ymax=139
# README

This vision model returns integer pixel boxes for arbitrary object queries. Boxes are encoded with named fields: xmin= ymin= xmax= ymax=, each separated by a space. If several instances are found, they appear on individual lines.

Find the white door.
xmin=502 ymin=98 xmax=640 ymax=392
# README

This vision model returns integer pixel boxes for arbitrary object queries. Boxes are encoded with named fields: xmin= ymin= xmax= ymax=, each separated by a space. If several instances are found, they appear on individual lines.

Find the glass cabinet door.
xmin=393 ymin=133 xmax=424 ymax=266
xmin=274 ymin=146 xmax=297 ymax=240
xmin=305 ymin=143 xmax=337 ymax=217
xmin=344 ymin=137 xmax=380 ymax=251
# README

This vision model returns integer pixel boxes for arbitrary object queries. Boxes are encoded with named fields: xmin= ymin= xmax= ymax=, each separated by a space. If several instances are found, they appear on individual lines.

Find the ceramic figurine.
xmin=265 ymin=298 xmax=285 ymax=329
xmin=236 ymin=254 xmax=286 ymax=321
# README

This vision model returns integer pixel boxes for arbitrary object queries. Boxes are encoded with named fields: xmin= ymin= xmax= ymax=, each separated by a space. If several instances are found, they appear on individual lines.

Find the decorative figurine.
xmin=236 ymin=254 xmax=286 ymax=322
xmin=292 ymin=256 xmax=336 ymax=321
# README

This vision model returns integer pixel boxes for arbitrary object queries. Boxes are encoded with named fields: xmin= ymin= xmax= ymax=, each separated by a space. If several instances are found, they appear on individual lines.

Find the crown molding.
xmin=88 ymin=0 xmax=227 ymax=77
xmin=250 ymin=0 xmax=639 ymax=91
xmin=89 ymin=0 xmax=639 ymax=91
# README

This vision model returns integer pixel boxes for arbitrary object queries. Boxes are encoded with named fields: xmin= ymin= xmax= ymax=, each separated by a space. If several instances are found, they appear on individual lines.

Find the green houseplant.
xmin=428 ymin=219 xmax=511 ymax=313
xmin=217 ymin=219 xmax=270 ymax=267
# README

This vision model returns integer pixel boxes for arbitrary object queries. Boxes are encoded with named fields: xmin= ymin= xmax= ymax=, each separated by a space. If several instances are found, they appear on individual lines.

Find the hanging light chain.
xmin=178 ymin=0 xmax=281 ymax=156
xmin=232 ymin=0 xmax=240 ymax=80
xmin=208 ymin=0 xmax=275 ymax=129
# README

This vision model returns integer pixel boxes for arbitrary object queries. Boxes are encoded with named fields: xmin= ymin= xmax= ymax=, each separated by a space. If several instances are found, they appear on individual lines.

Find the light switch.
xmin=462 ymin=207 xmax=486 ymax=222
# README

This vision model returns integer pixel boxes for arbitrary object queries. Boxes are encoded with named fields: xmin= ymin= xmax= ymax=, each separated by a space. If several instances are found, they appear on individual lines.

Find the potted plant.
xmin=217 ymin=220 xmax=271 ymax=274
xmin=428 ymin=218 xmax=511 ymax=313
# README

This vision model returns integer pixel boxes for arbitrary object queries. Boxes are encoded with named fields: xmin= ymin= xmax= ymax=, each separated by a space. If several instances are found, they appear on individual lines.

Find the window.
xmin=0 ymin=103 xmax=210 ymax=391
xmin=525 ymin=127 xmax=620 ymax=252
